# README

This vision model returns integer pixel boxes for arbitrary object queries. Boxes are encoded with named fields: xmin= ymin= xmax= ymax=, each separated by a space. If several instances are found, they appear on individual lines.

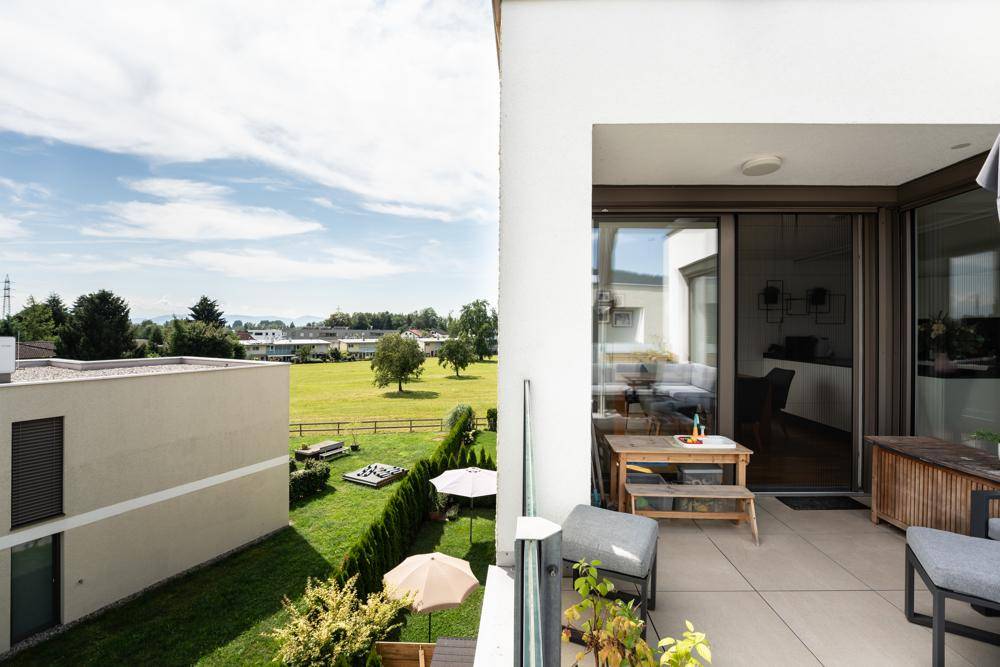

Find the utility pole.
xmin=1 ymin=275 xmax=10 ymax=319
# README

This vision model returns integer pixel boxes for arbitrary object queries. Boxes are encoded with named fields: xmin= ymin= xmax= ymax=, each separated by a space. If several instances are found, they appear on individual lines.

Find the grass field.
xmin=8 ymin=432 xmax=452 ymax=666
xmin=289 ymin=358 xmax=498 ymax=423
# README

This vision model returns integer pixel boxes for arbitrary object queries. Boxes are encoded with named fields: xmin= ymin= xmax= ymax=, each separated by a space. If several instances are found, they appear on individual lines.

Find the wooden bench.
xmin=293 ymin=439 xmax=347 ymax=462
xmin=625 ymin=482 xmax=759 ymax=545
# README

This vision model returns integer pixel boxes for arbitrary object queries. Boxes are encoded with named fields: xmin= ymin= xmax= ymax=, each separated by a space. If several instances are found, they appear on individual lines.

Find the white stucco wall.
xmin=496 ymin=0 xmax=1000 ymax=561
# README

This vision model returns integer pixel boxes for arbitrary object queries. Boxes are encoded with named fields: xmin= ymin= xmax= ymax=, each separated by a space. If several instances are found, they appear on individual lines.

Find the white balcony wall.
xmin=496 ymin=0 xmax=1000 ymax=562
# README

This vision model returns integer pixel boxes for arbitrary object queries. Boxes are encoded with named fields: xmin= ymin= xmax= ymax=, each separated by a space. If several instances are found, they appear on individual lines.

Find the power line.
xmin=2 ymin=275 xmax=11 ymax=319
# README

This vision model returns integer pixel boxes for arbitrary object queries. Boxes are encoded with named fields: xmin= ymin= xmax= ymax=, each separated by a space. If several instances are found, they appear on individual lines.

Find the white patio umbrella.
xmin=383 ymin=552 xmax=479 ymax=642
xmin=978 ymin=133 xmax=1000 ymax=218
xmin=430 ymin=467 xmax=498 ymax=543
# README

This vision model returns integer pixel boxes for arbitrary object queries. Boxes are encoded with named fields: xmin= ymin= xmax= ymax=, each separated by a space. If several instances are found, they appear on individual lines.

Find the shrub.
xmin=338 ymin=405 xmax=473 ymax=598
xmin=269 ymin=574 xmax=407 ymax=666
xmin=290 ymin=460 xmax=331 ymax=502
xmin=486 ymin=407 xmax=497 ymax=431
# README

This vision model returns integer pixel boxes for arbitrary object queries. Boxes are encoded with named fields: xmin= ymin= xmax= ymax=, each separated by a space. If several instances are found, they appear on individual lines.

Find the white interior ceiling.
xmin=593 ymin=124 xmax=1000 ymax=186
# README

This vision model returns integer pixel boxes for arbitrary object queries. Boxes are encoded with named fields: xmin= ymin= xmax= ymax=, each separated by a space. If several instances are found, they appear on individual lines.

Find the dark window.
xmin=11 ymin=417 xmax=64 ymax=529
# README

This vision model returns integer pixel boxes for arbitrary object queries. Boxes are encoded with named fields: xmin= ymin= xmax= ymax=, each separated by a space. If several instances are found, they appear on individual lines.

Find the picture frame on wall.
xmin=597 ymin=305 xmax=611 ymax=323
xmin=611 ymin=309 xmax=633 ymax=328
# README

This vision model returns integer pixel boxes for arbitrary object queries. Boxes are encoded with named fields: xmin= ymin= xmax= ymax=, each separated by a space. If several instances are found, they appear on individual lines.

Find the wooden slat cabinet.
xmin=868 ymin=436 xmax=1000 ymax=534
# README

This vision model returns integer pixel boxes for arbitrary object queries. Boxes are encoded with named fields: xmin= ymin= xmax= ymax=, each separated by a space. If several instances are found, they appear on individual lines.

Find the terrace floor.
xmin=560 ymin=496 xmax=1000 ymax=666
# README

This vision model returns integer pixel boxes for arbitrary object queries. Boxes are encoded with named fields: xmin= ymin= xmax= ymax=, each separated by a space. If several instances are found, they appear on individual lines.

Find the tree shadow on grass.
xmin=444 ymin=375 xmax=481 ymax=381
xmin=290 ymin=485 xmax=336 ymax=511
xmin=8 ymin=527 xmax=331 ymax=666
xmin=380 ymin=390 xmax=440 ymax=400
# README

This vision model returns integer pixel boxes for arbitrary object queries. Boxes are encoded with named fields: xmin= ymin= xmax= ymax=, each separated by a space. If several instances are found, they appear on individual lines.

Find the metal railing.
xmin=289 ymin=416 xmax=489 ymax=436
xmin=513 ymin=380 xmax=561 ymax=666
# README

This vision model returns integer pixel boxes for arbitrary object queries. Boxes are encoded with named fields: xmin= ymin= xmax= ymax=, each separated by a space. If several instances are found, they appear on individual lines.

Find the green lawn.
xmin=396 ymin=505 xmax=495 ymax=643
xmin=289 ymin=358 xmax=497 ymax=423
xmin=8 ymin=432 xmax=449 ymax=666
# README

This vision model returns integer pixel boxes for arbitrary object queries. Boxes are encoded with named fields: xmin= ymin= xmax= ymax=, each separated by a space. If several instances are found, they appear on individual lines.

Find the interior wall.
xmin=497 ymin=0 xmax=1000 ymax=562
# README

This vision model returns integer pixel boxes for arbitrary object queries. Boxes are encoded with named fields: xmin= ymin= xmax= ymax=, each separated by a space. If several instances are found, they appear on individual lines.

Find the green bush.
xmin=486 ymin=407 xmax=497 ymax=431
xmin=289 ymin=460 xmax=331 ymax=502
xmin=338 ymin=405 xmax=474 ymax=598
xmin=444 ymin=404 xmax=473 ymax=430
xmin=268 ymin=574 xmax=406 ymax=666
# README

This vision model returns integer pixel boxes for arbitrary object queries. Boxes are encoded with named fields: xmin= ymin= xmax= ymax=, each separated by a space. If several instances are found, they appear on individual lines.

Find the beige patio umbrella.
xmin=431 ymin=467 xmax=498 ymax=543
xmin=383 ymin=552 xmax=479 ymax=642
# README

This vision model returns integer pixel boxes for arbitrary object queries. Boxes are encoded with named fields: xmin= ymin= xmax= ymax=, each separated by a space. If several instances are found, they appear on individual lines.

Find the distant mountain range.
xmin=138 ymin=314 xmax=325 ymax=326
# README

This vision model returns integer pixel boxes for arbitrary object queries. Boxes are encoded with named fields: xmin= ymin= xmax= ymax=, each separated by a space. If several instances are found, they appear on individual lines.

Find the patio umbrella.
xmin=978 ymin=133 xmax=1000 ymax=218
xmin=383 ymin=552 xmax=479 ymax=642
xmin=430 ymin=467 xmax=498 ymax=543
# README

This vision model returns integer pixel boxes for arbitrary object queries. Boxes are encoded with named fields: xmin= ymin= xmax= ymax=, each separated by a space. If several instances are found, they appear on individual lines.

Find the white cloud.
xmin=362 ymin=202 xmax=458 ymax=222
xmin=124 ymin=177 xmax=231 ymax=200
xmin=0 ymin=1 xmax=499 ymax=224
xmin=310 ymin=196 xmax=336 ymax=209
xmin=0 ymin=176 xmax=50 ymax=201
xmin=83 ymin=177 xmax=323 ymax=240
xmin=0 ymin=248 xmax=182 ymax=272
xmin=187 ymin=247 xmax=408 ymax=281
xmin=0 ymin=214 xmax=30 ymax=238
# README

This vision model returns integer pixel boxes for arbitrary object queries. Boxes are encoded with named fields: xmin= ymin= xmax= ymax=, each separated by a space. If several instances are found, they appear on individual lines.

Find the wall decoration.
xmin=596 ymin=305 xmax=611 ymax=323
xmin=815 ymin=293 xmax=847 ymax=325
xmin=611 ymin=310 xmax=633 ymax=328
xmin=756 ymin=280 xmax=784 ymax=323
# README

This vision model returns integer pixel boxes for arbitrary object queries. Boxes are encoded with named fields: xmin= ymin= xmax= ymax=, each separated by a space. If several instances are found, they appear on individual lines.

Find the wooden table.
xmin=867 ymin=435 xmax=1000 ymax=534
xmin=605 ymin=435 xmax=753 ymax=510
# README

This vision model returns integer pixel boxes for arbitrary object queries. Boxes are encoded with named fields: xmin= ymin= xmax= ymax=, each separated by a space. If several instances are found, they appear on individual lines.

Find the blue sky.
xmin=0 ymin=1 xmax=497 ymax=321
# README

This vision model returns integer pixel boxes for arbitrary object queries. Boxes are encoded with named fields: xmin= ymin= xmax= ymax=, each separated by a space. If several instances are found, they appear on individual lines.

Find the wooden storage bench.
xmin=625 ymin=482 xmax=759 ymax=545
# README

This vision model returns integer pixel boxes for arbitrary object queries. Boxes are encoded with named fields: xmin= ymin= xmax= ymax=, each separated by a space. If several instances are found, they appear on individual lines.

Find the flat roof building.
xmin=0 ymin=356 xmax=289 ymax=654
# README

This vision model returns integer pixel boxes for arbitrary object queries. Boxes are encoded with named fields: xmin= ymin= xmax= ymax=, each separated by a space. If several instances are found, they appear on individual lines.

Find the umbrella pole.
xmin=428 ymin=611 xmax=432 ymax=643
xmin=469 ymin=496 xmax=474 ymax=544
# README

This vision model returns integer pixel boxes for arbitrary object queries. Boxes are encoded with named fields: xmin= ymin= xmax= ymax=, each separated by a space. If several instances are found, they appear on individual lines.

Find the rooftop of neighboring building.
xmin=4 ymin=356 xmax=275 ymax=386
xmin=239 ymin=338 xmax=330 ymax=346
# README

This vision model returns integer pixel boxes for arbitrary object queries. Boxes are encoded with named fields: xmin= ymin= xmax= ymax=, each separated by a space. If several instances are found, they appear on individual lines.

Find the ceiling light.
xmin=951 ymin=142 xmax=971 ymax=150
xmin=741 ymin=156 xmax=782 ymax=177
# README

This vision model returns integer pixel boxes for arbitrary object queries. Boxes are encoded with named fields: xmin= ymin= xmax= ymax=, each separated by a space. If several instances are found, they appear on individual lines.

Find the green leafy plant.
xmin=486 ymin=407 xmax=497 ymax=432
xmin=268 ymin=574 xmax=407 ymax=666
xmin=289 ymin=460 xmax=331 ymax=502
xmin=971 ymin=430 xmax=1000 ymax=444
xmin=658 ymin=621 xmax=711 ymax=666
xmin=562 ymin=559 xmax=656 ymax=666
xmin=563 ymin=559 xmax=711 ymax=667
xmin=370 ymin=333 xmax=424 ymax=392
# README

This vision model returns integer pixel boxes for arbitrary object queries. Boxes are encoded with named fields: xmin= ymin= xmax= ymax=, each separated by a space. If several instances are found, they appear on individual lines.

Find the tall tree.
xmin=57 ymin=290 xmax=135 ymax=360
xmin=189 ymin=295 xmax=226 ymax=327
xmin=370 ymin=333 xmax=424 ymax=393
xmin=167 ymin=319 xmax=245 ymax=359
xmin=13 ymin=297 xmax=57 ymax=341
xmin=325 ymin=311 xmax=351 ymax=327
xmin=450 ymin=299 xmax=497 ymax=360
xmin=438 ymin=337 xmax=474 ymax=377
xmin=45 ymin=293 xmax=70 ymax=329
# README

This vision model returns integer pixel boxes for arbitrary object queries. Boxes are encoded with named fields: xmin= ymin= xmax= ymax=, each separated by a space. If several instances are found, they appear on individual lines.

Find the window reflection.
xmin=592 ymin=219 xmax=719 ymax=441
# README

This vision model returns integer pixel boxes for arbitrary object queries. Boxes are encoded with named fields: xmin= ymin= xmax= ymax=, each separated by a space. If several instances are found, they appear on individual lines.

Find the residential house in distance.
xmin=240 ymin=338 xmax=331 ymax=362
xmin=285 ymin=326 xmax=398 ymax=342
xmin=15 ymin=341 xmax=56 ymax=361
xmin=0 ymin=351 xmax=289 ymax=654
xmin=481 ymin=1 xmax=1000 ymax=665
xmin=338 ymin=337 xmax=379 ymax=360
xmin=402 ymin=329 xmax=449 ymax=357
xmin=246 ymin=329 xmax=283 ymax=342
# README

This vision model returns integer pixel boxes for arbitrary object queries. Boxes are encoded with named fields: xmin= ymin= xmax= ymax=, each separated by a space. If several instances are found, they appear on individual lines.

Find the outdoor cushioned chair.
xmin=561 ymin=504 xmax=658 ymax=636
xmin=904 ymin=526 xmax=1000 ymax=666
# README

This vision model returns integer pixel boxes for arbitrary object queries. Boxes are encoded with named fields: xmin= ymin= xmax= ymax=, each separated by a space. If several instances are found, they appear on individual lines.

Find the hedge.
xmin=337 ymin=405 xmax=478 ymax=597
xmin=486 ymin=407 xmax=497 ymax=432
xmin=289 ymin=460 xmax=332 ymax=502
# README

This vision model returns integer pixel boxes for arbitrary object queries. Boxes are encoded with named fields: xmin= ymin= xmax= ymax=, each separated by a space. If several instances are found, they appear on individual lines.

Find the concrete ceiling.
xmin=592 ymin=124 xmax=1000 ymax=186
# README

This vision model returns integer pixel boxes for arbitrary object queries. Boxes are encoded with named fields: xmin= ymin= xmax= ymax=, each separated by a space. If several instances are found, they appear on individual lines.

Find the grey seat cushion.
xmin=562 ymin=504 xmax=658 ymax=579
xmin=990 ymin=518 xmax=1000 ymax=541
xmin=907 ymin=527 xmax=1000 ymax=603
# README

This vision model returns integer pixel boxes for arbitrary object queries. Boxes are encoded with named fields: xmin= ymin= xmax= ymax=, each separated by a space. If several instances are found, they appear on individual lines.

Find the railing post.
xmin=514 ymin=517 xmax=562 ymax=667
xmin=299 ymin=424 xmax=303 ymax=437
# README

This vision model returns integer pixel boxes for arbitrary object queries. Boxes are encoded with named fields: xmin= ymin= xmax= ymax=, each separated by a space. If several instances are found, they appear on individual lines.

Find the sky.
xmin=0 ymin=1 xmax=498 ymax=322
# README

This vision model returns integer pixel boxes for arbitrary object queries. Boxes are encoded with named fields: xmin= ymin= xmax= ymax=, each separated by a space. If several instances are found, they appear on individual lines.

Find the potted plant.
xmin=969 ymin=430 xmax=1000 ymax=457
xmin=562 ymin=559 xmax=711 ymax=666
xmin=428 ymin=489 xmax=450 ymax=522
xmin=350 ymin=434 xmax=360 ymax=452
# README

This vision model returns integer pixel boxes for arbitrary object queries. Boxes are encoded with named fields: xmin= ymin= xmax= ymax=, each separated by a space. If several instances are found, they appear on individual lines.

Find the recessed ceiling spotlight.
xmin=741 ymin=156 xmax=783 ymax=177
xmin=951 ymin=142 xmax=971 ymax=150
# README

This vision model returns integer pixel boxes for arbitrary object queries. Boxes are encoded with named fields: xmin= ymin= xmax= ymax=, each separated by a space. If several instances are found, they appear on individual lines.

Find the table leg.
xmin=617 ymin=454 xmax=628 ymax=512
xmin=609 ymin=452 xmax=619 ymax=507
xmin=870 ymin=445 xmax=880 ymax=525
xmin=736 ymin=455 xmax=749 ymax=522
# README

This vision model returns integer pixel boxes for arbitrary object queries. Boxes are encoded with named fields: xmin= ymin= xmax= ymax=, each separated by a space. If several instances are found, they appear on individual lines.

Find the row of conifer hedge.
xmin=337 ymin=405 xmax=495 ymax=597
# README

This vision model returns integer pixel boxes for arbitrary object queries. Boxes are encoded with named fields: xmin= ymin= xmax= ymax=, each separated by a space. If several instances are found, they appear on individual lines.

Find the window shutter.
xmin=11 ymin=417 xmax=64 ymax=528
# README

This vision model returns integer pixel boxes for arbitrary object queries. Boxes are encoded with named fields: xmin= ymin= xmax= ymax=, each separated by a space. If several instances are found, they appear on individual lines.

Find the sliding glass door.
xmin=592 ymin=218 xmax=719 ymax=441
xmin=736 ymin=214 xmax=855 ymax=490
xmin=913 ymin=188 xmax=1000 ymax=450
